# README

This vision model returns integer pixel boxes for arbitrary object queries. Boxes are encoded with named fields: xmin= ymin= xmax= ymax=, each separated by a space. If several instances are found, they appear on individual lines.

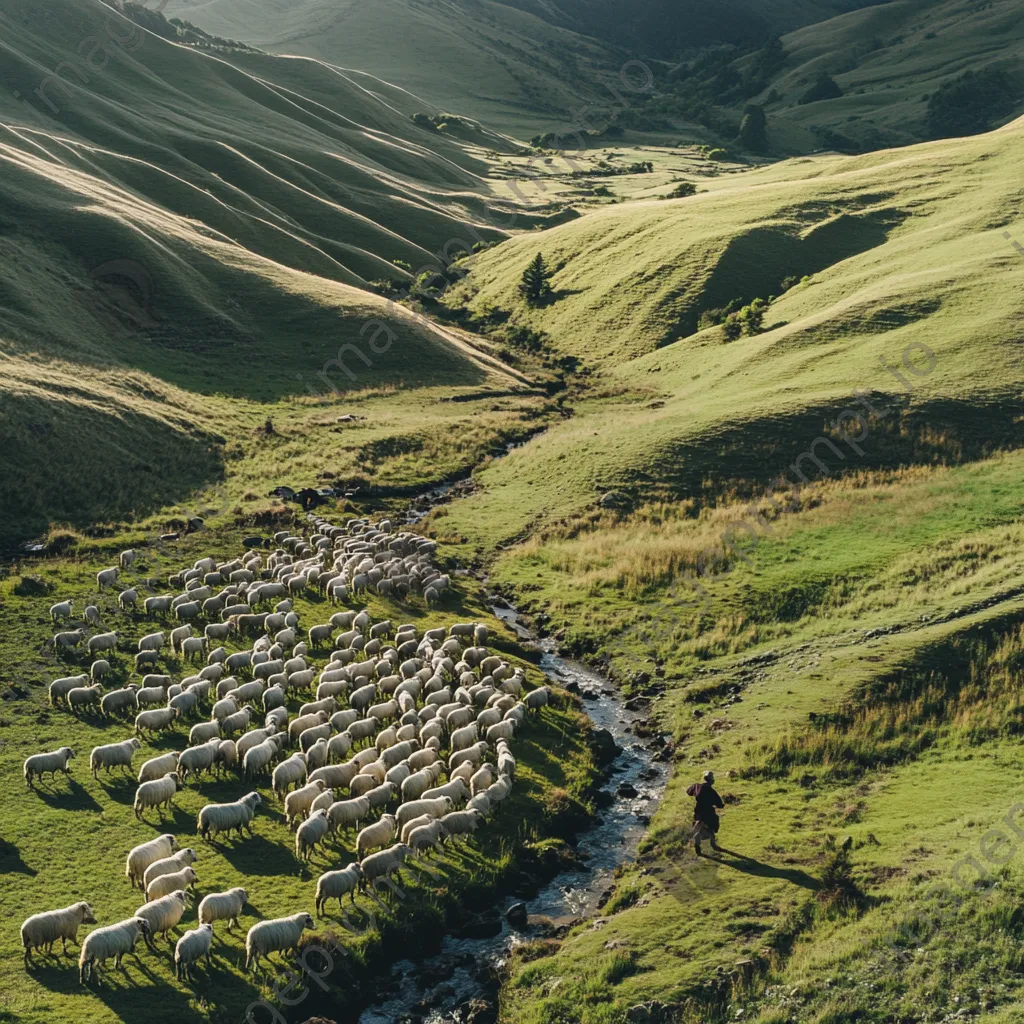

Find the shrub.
xmin=706 ymin=147 xmax=729 ymax=161
xmin=799 ymin=71 xmax=843 ymax=105
xmin=669 ymin=181 xmax=698 ymax=198
xmin=925 ymin=68 xmax=1019 ymax=139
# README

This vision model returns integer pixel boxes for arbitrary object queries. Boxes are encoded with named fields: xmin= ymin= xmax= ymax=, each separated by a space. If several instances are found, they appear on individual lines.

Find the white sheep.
xmin=24 ymin=746 xmax=75 ymax=786
xmin=91 ymin=737 xmax=141 ymax=778
xmin=438 ymin=808 xmax=484 ymax=843
xmin=138 ymin=630 xmax=165 ymax=651
xmin=325 ymin=795 xmax=370 ymax=834
xmin=54 ymin=628 xmax=87 ymax=649
xmin=90 ymin=659 xmax=111 ymax=683
xmin=138 ymin=751 xmax=179 ymax=783
xmin=125 ymin=833 xmax=177 ymax=889
xmin=135 ymin=706 xmax=179 ymax=736
xmin=295 ymin=808 xmax=330 ymax=860
xmin=220 ymin=707 xmax=253 ymax=737
xmin=48 ymin=673 xmax=89 ymax=705
xmin=422 ymin=777 xmax=470 ymax=808
xmin=408 ymin=818 xmax=446 ymax=856
xmin=67 ymin=684 xmax=102 ymax=712
xmin=198 ymin=887 xmax=247 ymax=930
xmin=78 ymin=916 xmax=151 ymax=983
xmin=395 ymin=797 xmax=453 ymax=829
xmin=273 ymin=753 xmax=308 ymax=800
xmin=95 ymin=567 xmax=119 ymax=590
xmin=190 ymin=720 xmax=221 ymax=745
xmin=358 ymin=844 xmax=411 ymax=894
xmin=197 ymin=791 xmax=261 ymax=840
xmin=178 ymin=738 xmax=221 ymax=781
xmin=137 ymin=889 xmax=189 ymax=941
xmin=174 ymin=923 xmax=214 ymax=980
xmin=134 ymin=772 xmax=181 ymax=819
xmin=244 ymin=912 xmax=314 ymax=972
xmin=146 ymin=866 xmax=197 ymax=902
xmin=87 ymin=631 xmax=117 ymax=655
xmin=49 ymin=599 xmax=73 ymax=622
xmin=315 ymin=865 xmax=361 ymax=915
xmin=21 ymin=901 xmax=96 ymax=961
xmin=144 ymin=595 xmax=173 ymax=616
xmin=118 ymin=588 xmax=138 ymax=612
xmin=143 ymin=848 xmax=198 ymax=890
xmin=284 ymin=779 xmax=327 ymax=826
xmin=356 ymin=814 xmax=397 ymax=858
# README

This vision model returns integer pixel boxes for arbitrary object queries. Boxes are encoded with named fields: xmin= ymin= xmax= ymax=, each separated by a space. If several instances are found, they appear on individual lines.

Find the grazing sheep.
xmin=422 ymin=777 xmax=470 ymax=808
xmin=467 ymin=793 xmax=491 ymax=816
xmin=135 ymin=685 xmax=168 ymax=709
xmin=395 ymin=797 xmax=453 ymax=829
xmin=89 ymin=659 xmax=111 ymax=684
xmin=146 ymin=866 xmax=197 ymax=902
xmin=79 ymin=916 xmax=151 ymax=983
xmin=118 ymin=588 xmax=138 ymax=612
xmin=143 ymin=849 xmax=198 ymax=890
xmin=272 ymin=753 xmax=310 ymax=801
xmin=144 ymin=595 xmax=173 ymax=616
xmin=358 ymin=844 xmax=411 ymax=894
xmin=96 ymin=567 xmax=119 ymax=590
xmin=134 ymin=772 xmax=180 ymax=819
xmin=315 ymin=866 xmax=361 ymax=915
xmin=24 ymin=746 xmax=75 ymax=786
xmin=356 ymin=814 xmax=397 ymax=858
xmin=137 ymin=890 xmax=189 ymax=941
xmin=485 ymin=775 xmax=512 ymax=809
xmin=181 ymin=636 xmax=205 ymax=661
xmin=91 ymin=737 xmax=141 ymax=778
xmin=119 ymin=549 xmax=136 ymax=569
xmin=215 ymin=739 xmax=238 ymax=772
xmin=408 ymin=819 xmax=446 ymax=856
xmin=287 ymin=711 xmax=328 ymax=744
xmin=244 ymin=912 xmax=314 ymax=971
xmin=220 ymin=707 xmax=252 ymax=738
xmin=284 ymin=780 xmax=328 ymax=826
xmin=470 ymin=763 xmax=496 ymax=796
xmin=21 ymin=901 xmax=96 ymax=961
xmin=198 ymin=887 xmax=247 ymax=930
xmin=305 ymin=737 xmax=329 ymax=772
xmin=178 ymin=738 xmax=221 ymax=781
xmin=326 ymin=795 xmax=371 ymax=832
xmin=138 ymin=752 xmax=179 ymax=783
xmin=174 ymin=922 xmax=213 ymax=980
xmin=295 ymin=808 xmax=330 ymax=860
xmin=126 ymin=834 xmax=178 ymax=889
xmin=54 ymin=628 xmax=87 ymax=650
xmin=49 ymin=600 xmax=73 ymax=623
xmin=67 ymin=684 xmax=102 ymax=713
xmin=438 ymin=808 xmax=484 ymax=843
xmin=135 ymin=707 xmax=179 ymax=736
xmin=197 ymin=791 xmax=261 ymax=840
xmin=170 ymin=624 xmax=193 ymax=653
xmin=170 ymin=690 xmax=199 ymax=718
xmin=299 ymin=724 xmax=331 ymax=753
xmin=87 ymin=631 xmax=117 ymax=655
xmin=189 ymin=720 xmax=221 ymax=745
xmin=49 ymin=673 xmax=89 ymax=706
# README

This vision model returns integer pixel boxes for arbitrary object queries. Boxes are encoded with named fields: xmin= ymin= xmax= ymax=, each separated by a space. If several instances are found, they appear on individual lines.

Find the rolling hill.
xmin=0 ymin=0 xmax=551 ymax=547
xmin=429 ymin=114 xmax=1024 ymax=1021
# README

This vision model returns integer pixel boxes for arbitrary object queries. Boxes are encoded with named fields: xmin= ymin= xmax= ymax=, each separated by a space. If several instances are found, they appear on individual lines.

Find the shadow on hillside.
xmin=707 ymin=847 xmax=820 ymax=891
xmin=31 ymin=778 xmax=103 ymax=814
xmin=0 ymin=839 xmax=37 ymax=876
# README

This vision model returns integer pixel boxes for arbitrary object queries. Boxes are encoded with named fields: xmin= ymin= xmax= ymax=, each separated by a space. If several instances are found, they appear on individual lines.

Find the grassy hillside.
xmin=421 ymin=117 xmax=1024 ymax=1020
xmin=0 ymin=0 xmax=573 ymax=548
xmin=161 ymin=0 xmax=624 ymax=137
xmin=752 ymin=0 xmax=1024 ymax=153
xmin=0 ymin=525 xmax=598 ymax=1024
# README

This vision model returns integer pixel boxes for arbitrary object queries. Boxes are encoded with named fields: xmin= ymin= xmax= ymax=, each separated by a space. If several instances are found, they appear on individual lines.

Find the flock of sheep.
xmin=21 ymin=513 xmax=550 ymax=987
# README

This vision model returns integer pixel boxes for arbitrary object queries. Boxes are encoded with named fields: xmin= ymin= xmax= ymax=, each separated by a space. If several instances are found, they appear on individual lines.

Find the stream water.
xmin=358 ymin=600 xmax=670 ymax=1023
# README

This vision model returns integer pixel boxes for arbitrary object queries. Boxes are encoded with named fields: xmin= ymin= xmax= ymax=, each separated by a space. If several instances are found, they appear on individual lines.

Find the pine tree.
xmin=739 ymin=104 xmax=769 ymax=153
xmin=519 ymin=253 xmax=554 ymax=307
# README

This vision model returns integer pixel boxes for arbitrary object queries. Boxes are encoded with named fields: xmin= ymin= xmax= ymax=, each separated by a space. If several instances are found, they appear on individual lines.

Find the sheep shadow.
xmin=0 ymin=839 xmax=37 ymax=876
xmin=30 ymin=778 xmax=102 ymax=813
xmin=98 ymin=775 xmax=138 ymax=805
xmin=211 ymin=834 xmax=289 ymax=874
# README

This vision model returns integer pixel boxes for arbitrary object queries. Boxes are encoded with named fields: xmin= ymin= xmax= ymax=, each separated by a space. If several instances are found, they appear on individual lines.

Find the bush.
xmin=799 ymin=71 xmax=843 ymax=105
xmin=925 ymin=68 xmax=1019 ymax=139
xmin=739 ymin=104 xmax=769 ymax=152
xmin=669 ymin=181 xmax=698 ymax=198
xmin=706 ymin=147 xmax=729 ymax=161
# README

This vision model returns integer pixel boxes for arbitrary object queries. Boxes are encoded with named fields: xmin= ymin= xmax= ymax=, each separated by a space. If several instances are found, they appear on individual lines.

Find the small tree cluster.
xmin=721 ymin=298 xmax=767 ymax=341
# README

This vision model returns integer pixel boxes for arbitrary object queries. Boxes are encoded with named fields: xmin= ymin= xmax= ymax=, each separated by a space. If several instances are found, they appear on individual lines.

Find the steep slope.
xmin=0 ymin=0 xmax=538 ymax=546
xmin=752 ymin=0 xmax=1024 ymax=152
xmin=162 ymin=0 xmax=623 ymax=136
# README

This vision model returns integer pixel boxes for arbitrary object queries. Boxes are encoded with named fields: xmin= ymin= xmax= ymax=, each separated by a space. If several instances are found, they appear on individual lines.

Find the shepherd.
xmin=686 ymin=769 xmax=724 ymax=855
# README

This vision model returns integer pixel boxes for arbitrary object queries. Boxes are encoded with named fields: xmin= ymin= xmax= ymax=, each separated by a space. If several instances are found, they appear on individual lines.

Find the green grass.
xmin=0 ymin=522 xmax=599 ymax=1024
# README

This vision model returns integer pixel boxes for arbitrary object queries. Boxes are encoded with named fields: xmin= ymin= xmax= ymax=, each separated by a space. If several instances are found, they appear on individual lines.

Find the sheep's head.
xmin=313 ymin=780 xmax=327 ymax=792
xmin=164 ymin=834 xmax=179 ymax=850
xmin=63 ymin=747 xmax=76 ymax=759
xmin=183 ymin=868 xmax=198 ymax=884
xmin=135 ymin=917 xmax=152 ymax=936
xmin=79 ymin=902 xmax=97 ymax=924
xmin=300 ymin=912 xmax=315 ymax=930
xmin=130 ymin=738 xmax=142 ymax=750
